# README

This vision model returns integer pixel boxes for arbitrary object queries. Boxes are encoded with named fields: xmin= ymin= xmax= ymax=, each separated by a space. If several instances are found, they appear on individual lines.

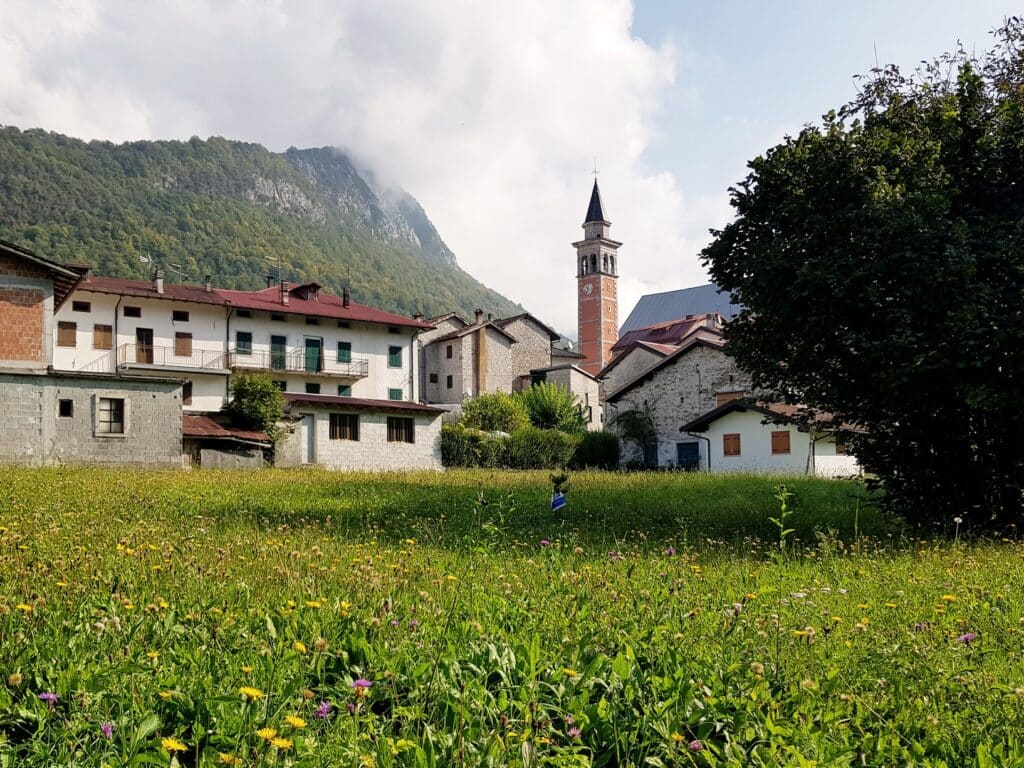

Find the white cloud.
xmin=0 ymin=0 xmax=723 ymax=334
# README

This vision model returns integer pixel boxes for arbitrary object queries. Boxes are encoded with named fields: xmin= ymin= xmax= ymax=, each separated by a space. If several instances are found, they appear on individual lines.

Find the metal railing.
xmin=227 ymin=347 xmax=369 ymax=378
xmin=117 ymin=343 xmax=228 ymax=370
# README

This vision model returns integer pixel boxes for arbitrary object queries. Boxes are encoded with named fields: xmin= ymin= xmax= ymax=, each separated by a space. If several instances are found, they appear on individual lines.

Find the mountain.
xmin=0 ymin=126 xmax=521 ymax=319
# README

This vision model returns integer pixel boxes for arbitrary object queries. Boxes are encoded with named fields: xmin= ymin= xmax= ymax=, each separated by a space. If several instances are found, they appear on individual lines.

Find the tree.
xmin=460 ymin=392 xmax=530 ymax=433
xmin=227 ymin=372 xmax=284 ymax=444
xmin=608 ymin=404 xmax=656 ymax=468
xmin=517 ymin=382 xmax=586 ymax=433
xmin=702 ymin=19 xmax=1024 ymax=529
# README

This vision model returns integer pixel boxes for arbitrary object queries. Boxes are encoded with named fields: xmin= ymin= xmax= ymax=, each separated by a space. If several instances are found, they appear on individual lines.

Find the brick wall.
xmin=0 ymin=373 xmax=183 ymax=466
xmin=0 ymin=250 xmax=53 ymax=367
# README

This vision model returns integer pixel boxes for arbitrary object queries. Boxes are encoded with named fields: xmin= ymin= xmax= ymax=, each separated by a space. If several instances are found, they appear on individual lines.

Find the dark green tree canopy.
xmin=703 ymin=19 xmax=1024 ymax=528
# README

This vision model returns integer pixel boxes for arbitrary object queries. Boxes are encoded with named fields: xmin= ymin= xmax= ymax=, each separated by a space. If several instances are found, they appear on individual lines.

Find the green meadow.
xmin=1 ymin=468 xmax=1022 ymax=767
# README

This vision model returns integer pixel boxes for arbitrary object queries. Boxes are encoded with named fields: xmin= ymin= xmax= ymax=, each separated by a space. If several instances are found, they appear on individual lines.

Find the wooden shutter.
xmin=771 ymin=430 xmax=791 ymax=455
xmin=723 ymin=433 xmax=741 ymax=456
xmin=174 ymin=332 xmax=192 ymax=357
xmin=57 ymin=321 xmax=77 ymax=347
xmin=93 ymin=324 xmax=112 ymax=350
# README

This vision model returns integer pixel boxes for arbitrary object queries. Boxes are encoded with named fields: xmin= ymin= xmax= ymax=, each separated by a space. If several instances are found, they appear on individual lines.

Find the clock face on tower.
xmin=582 ymin=282 xmax=594 ymax=296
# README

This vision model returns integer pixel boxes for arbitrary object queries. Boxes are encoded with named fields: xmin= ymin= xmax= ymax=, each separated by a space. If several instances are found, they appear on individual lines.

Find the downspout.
xmin=808 ymin=432 xmax=826 ymax=476
xmin=113 ymin=295 xmax=124 ymax=375
xmin=408 ymin=330 xmax=416 ymax=402
xmin=224 ymin=307 xmax=234 ymax=404
xmin=684 ymin=431 xmax=712 ymax=473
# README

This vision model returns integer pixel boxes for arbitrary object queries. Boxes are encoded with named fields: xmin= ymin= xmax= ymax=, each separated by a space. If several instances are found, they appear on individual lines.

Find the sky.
xmin=0 ymin=0 xmax=1017 ymax=335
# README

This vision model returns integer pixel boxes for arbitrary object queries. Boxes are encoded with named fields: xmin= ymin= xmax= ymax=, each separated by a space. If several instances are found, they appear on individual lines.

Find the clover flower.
xmin=100 ymin=721 xmax=114 ymax=739
xmin=689 ymin=739 xmax=704 ymax=752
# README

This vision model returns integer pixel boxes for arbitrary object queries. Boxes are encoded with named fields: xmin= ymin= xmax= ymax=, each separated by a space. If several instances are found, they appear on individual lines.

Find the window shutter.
xmin=174 ymin=332 xmax=192 ymax=357
xmin=93 ymin=324 xmax=113 ymax=350
xmin=57 ymin=322 xmax=77 ymax=347
xmin=723 ymin=433 xmax=741 ymax=456
xmin=771 ymin=430 xmax=791 ymax=455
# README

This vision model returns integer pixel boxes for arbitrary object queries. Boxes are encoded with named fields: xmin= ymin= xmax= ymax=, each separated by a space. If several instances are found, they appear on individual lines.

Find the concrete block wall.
xmin=0 ymin=373 xmax=182 ymax=466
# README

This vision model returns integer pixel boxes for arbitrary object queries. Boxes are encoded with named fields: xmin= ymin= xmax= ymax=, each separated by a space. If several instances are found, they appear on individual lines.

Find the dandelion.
xmin=671 ymin=732 xmax=684 ymax=743
xmin=941 ymin=594 xmax=957 ymax=603
xmin=563 ymin=667 xmax=578 ymax=677
xmin=100 ymin=721 xmax=114 ymax=739
xmin=218 ymin=754 xmax=241 ymax=765
xmin=271 ymin=736 xmax=293 ymax=749
xmin=256 ymin=727 xmax=277 ymax=741
xmin=239 ymin=686 xmax=264 ymax=701
xmin=689 ymin=740 xmax=704 ymax=752
xmin=293 ymin=641 xmax=307 ymax=653
xmin=351 ymin=678 xmax=373 ymax=697
xmin=162 ymin=737 xmax=188 ymax=752
xmin=957 ymin=632 xmax=978 ymax=645
xmin=285 ymin=715 xmax=306 ymax=729
xmin=241 ymin=665 xmax=254 ymax=674
xmin=750 ymin=662 xmax=765 ymax=676
xmin=16 ymin=603 xmax=33 ymax=613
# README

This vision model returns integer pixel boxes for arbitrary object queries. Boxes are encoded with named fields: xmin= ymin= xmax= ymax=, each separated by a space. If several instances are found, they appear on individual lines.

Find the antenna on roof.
xmin=166 ymin=262 xmax=189 ymax=282
xmin=264 ymin=253 xmax=290 ymax=285
xmin=138 ymin=253 xmax=152 ymax=265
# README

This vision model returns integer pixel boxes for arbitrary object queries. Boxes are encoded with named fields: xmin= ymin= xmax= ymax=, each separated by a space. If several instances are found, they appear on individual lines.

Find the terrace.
xmin=227 ymin=347 xmax=369 ymax=378
xmin=116 ymin=343 xmax=229 ymax=375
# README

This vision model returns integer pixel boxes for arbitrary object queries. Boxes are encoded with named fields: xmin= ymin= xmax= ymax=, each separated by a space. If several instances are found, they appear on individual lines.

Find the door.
xmin=135 ymin=328 xmax=154 ymax=364
xmin=676 ymin=442 xmax=700 ymax=471
xmin=642 ymin=441 xmax=658 ymax=469
xmin=300 ymin=414 xmax=315 ymax=464
xmin=304 ymin=337 xmax=323 ymax=373
xmin=270 ymin=335 xmax=287 ymax=371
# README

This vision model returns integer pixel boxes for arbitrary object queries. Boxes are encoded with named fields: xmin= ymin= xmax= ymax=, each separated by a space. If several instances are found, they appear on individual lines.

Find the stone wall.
xmin=0 ymin=373 xmax=183 ymax=466
xmin=502 ymin=317 xmax=553 ymax=384
xmin=605 ymin=344 xmax=751 ymax=467
xmin=600 ymin=346 xmax=664 ymax=400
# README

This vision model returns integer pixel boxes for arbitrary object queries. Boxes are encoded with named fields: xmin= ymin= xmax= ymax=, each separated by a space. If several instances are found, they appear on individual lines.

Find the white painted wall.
xmin=702 ymin=410 xmax=860 ymax=476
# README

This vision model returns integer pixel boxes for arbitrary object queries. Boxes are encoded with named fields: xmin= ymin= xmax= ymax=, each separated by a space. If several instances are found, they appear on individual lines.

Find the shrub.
xmin=571 ymin=431 xmax=620 ymax=470
xmin=507 ymin=426 xmax=581 ymax=469
xmin=440 ymin=424 xmax=510 ymax=468
xmin=517 ymin=382 xmax=586 ymax=433
xmin=461 ymin=392 xmax=530 ymax=433
xmin=226 ymin=372 xmax=283 ymax=443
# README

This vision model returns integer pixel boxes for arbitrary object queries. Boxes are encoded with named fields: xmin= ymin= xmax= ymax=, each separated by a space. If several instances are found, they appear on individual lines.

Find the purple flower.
xmin=665 ymin=547 xmax=676 ymax=557
xmin=565 ymin=715 xmax=575 ymax=725
xmin=390 ymin=619 xmax=400 ymax=627
xmin=100 ymin=721 xmax=114 ymax=739
xmin=957 ymin=632 xmax=978 ymax=645
xmin=346 ymin=702 xmax=356 ymax=715
xmin=608 ymin=550 xmax=621 ymax=561
xmin=38 ymin=692 xmax=59 ymax=707
xmin=688 ymin=739 xmax=704 ymax=752
xmin=540 ymin=539 xmax=550 ymax=547
xmin=568 ymin=726 xmax=582 ymax=738
xmin=408 ymin=619 xmax=420 ymax=630
xmin=351 ymin=678 xmax=372 ymax=698
xmin=314 ymin=700 xmax=332 ymax=719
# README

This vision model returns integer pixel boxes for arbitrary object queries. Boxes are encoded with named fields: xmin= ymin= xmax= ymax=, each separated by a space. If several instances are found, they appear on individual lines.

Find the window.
xmin=305 ymin=317 xmax=320 ymax=326
xmin=835 ymin=441 xmax=847 ymax=455
xmin=124 ymin=306 xmax=141 ymax=318
xmin=387 ymin=416 xmax=415 ymax=443
xmin=337 ymin=321 xmax=350 ymax=329
xmin=771 ymin=430 xmax=791 ymax=455
xmin=271 ymin=312 xmax=286 ymax=322
xmin=57 ymin=321 xmax=76 ymax=347
xmin=446 ymin=375 xmax=453 ymax=389
xmin=337 ymin=341 xmax=352 ymax=363
xmin=273 ymin=380 xmax=287 ymax=391
xmin=72 ymin=300 xmax=91 ymax=313
xmin=428 ymin=373 xmax=438 ymax=384
xmin=58 ymin=399 xmax=73 ymax=418
xmin=446 ymin=344 xmax=453 ymax=359
xmin=237 ymin=309 xmax=252 ymax=318
xmin=235 ymin=331 xmax=252 ymax=355
xmin=182 ymin=381 xmax=193 ymax=406
xmin=388 ymin=346 xmax=402 ymax=367
xmin=97 ymin=397 xmax=125 ymax=434
xmin=723 ymin=433 xmax=741 ymax=457
xmin=337 ymin=384 xmax=352 ymax=397
xmin=174 ymin=332 xmax=193 ymax=357
xmin=329 ymin=413 xmax=359 ymax=441
xmin=305 ymin=382 xmax=321 ymax=395
xmin=93 ymin=324 xmax=113 ymax=350
xmin=388 ymin=388 xmax=403 ymax=401
xmin=388 ymin=326 xmax=401 ymax=335
xmin=172 ymin=310 xmax=190 ymax=322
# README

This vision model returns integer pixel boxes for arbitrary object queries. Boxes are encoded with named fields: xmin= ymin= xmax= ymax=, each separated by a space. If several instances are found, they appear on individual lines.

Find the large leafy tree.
xmin=703 ymin=20 xmax=1024 ymax=529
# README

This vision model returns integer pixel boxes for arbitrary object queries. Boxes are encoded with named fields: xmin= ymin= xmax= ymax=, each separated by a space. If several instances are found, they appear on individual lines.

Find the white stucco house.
xmin=680 ymin=400 xmax=861 ymax=477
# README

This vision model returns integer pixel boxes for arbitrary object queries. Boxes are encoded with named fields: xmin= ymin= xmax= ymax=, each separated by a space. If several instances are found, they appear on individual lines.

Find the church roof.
xmin=619 ymin=283 xmax=742 ymax=334
xmin=584 ymin=179 xmax=607 ymax=223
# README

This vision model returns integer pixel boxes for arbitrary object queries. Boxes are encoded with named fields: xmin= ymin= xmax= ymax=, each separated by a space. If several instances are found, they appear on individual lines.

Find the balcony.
xmin=228 ymin=347 xmax=370 ymax=379
xmin=116 ymin=343 xmax=229 ymax=375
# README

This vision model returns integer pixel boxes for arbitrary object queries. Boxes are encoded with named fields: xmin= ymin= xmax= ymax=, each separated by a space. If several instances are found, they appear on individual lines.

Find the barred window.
xmin=387 ymin=416 xmax=414 ymax=444
xmin=97 ymin=398 xmax=125 ymax=434
xmin=329 ymin=413 xmax=359 ymax=441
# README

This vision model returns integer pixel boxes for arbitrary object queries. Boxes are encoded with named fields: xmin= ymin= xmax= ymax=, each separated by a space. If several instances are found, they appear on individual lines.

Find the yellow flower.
xmin=146 ymin=651 xmax=159 ymax=660
xmin=239 ymin=686 xmax=264 ymax=700
xmin=256 ymin=727 xmax=277 ymax=741
xmin=159 ymin=690 xmax=175 ymax=700
xmin=270 ymin=736 xmax=293 ymax=749
xmin=671 ymin=732 xmax=685 ymax=743
xmin=304 ymin=601 xmax=322 ymax=609
xmin=162 ymin=737 xmax=188 ymax=752
xmin=16 ymin=603 xmax=33 ymax=612
xmin=285 ymin=715 xmax=307 ymax=729
xmin=218 ymin=753 xmax=241 ymax=766
xmin=563 ymin=668 xmax=578 ymax=677
xmin=293 ymin=641 xmax=307 ymax=653
xmin=241 ymin=665 xmax=254 ymax=674
xmin=941 ymin=594 xmax=957 ymax=602
xmin=445 ymin=574 xmax=458 ymax=581
xmin=884 ymin=602 xmax=898 ymax=608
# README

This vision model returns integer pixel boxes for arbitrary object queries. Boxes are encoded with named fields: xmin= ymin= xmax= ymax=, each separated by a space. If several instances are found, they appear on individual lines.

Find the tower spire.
xmin=584 ymin=178 xmax=606 ymax=224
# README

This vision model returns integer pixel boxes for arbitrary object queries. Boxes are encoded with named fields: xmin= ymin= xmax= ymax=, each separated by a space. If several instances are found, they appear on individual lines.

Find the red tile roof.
xmin=283 ymin=393 xmax=446 ymax=415
xmin=680 ymin=399 xmax=863 ymax=434
xmin=182 ymin=413 xmax=270 ymax=443
xmin=611 ymin=313 xmax=724 ymax=354
xmin=75 ymin=276 xmax=433 ymax=329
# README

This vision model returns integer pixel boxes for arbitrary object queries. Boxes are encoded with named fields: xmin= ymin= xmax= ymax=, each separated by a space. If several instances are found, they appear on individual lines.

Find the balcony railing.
xmin=116 ymin=343 xmax=228 ymax=371
xmin=228 ymin=347 xmax=370 ymax=378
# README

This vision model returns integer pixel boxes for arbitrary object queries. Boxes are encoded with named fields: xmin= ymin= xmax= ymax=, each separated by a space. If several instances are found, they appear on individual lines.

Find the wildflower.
xmin=38 ymin=692 xmax=59 ymax=707
xmin=913 ymin=622 xmax=929 ymax=632
xmin=689 ymin=740 xmax=704 ymax=752
xmin=305 ymin=600 xmax=322 ymax=609
xmin=256 ymin=727 xmax=277 ymax=741
xmin=285 ymin=715 xmax=306 ymax=729
xmin=146 ymin=651 xmax=159 ymax=660
xmin=957 ymin=632 xmax=978 ymax=645
xmin=314 ymin=636 xmax=328 ymax=652
xmin=162 ymin=737 xmax=188 ymax=752
xmin=100 ymin=721 xmax=114 ymax=739
xmin=241 ymin=665 xmax=254 ymax=674
xmin=293 ymin=641 xmax=307 ymax=653
xmin=568 ymin=726 xmax=582 ymax=738
xmin=563 ymin=668 xmax=578 ymax=677
xmin=7 ymin=673 xmax=22 ymax=686
xmin=953 ymin=516 xmax=963 ymax=524
xmin=218 ymin=754 xmax=242 ymax=766
xmin=270 ymin=736 xmax=293 ymax=749
xmin=239 ymin=686 xmax=264 ymax=701
xmin=16 ymin=603 xmax=33 ymax=613
xmin=750 ymin=662 xmax=765 ymax=676
xmin=671 ymin=732 xmax=684 ymax=743
xmin=573 ymin=546 xmax=584 ymax=555
xmin=665 ymin=547 xmax=676 ymax=557
xmin=540 ymin=539 xmax=550 ymax=547
xmin=351 ymin=678 xmax=373 ymax=697
xmin=408 ymin=619 xmax=420 ymax=629
xmin=159 ymin=690 xmax=174 ymax=699
xmin=940 ymin=594 xmax=957 ymax=603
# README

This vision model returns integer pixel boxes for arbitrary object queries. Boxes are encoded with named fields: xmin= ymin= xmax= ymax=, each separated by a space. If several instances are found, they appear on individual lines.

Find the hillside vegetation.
xmin=2 ymin=468 xmax=1022 ymax=766
xmin=0 ymin=126 xmax=522 ymax=319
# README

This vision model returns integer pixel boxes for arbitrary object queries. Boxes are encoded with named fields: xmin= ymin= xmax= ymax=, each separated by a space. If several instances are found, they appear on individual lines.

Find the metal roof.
xmin=584 ymin=179 xmax=607 ymax=223
xmin=619 ymin=284 xmax=742 ymax=334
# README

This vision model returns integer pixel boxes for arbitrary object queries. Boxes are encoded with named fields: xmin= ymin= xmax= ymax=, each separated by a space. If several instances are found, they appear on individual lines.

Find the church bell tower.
xmin=574 ymin=180 xmax=620 ymax=375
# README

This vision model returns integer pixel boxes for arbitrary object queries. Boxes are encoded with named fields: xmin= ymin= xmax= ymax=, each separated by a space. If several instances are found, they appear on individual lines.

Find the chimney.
xmin=412 ymin=311 xmax=424 ymax=321
xmin=280 ymin=280 xmax=290 ymax=306
xmin=266 ymin=274 xmax=275 ymax=288
xmin=204 ymin=274 xmax=212 ymax=293
xmin=153 ymin=269 xmax=164 ymax=294
xmin=474 ymin=308 xmax=484 ymax=325
xmin=343 ymin=287 xmax=351 ymax=308
xmin=487 ymin=312 xmax=493 ymax=322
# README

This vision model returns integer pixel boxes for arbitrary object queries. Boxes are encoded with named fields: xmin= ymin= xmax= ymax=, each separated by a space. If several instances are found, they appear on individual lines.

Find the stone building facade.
xmin=496 ymin=314 xmax=559 ymax=390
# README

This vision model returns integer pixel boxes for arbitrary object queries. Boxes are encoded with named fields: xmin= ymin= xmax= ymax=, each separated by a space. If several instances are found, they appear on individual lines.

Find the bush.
xmin=517 ymin=382 xmax=586 ymax=433
xmin=461 ymin=392 xmax=530 ymax=433
xmin=226 ymin=372 xmax=283 ymax=443
xmin=507 ymin=427 xmax=581 ymax=470
xmin=440 ymin=424 xmax=509 ymax=468
xmin=571 ymin=431 xmax=620 ymax=470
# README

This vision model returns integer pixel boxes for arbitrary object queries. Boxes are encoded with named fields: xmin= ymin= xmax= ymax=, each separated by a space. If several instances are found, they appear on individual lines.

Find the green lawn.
xmin=0 ymin=468 xmax=1021 ymax=766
